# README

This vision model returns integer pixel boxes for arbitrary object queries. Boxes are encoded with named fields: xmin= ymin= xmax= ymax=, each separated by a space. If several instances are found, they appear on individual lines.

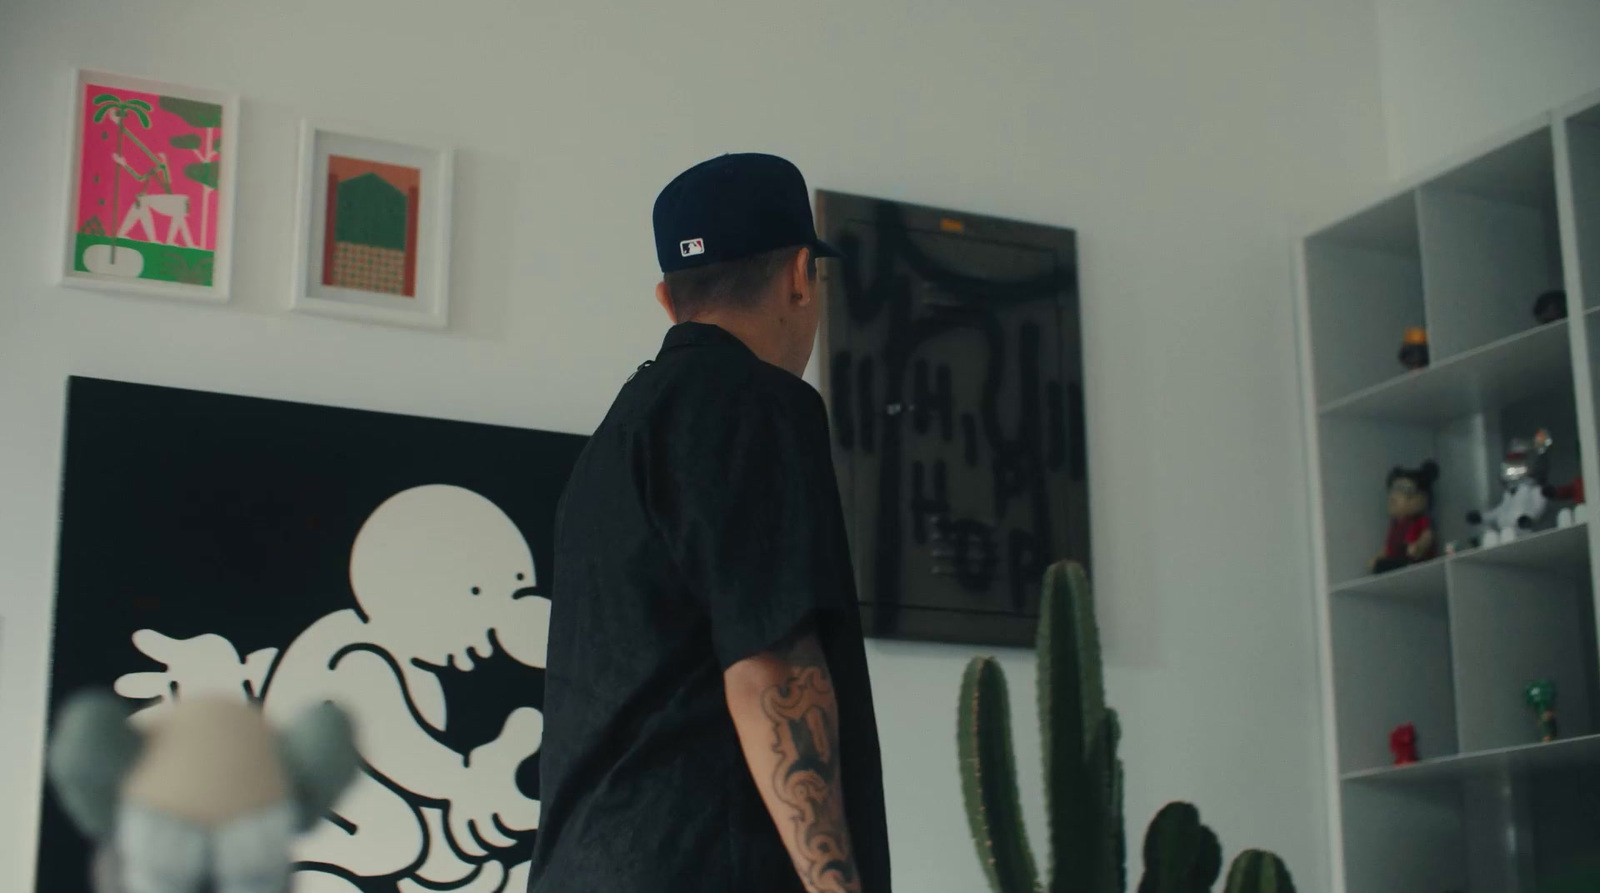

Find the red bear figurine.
xmin=1390 ymin=723 xmax=1419 ymax=765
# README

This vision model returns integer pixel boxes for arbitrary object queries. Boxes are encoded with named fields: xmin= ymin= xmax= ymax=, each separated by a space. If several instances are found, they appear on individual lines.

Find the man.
xmin=529 ymin=154 xmax=890 ymax=893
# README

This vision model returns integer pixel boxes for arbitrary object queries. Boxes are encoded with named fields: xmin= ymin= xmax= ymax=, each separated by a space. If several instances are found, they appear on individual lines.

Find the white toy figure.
xmin=110 ymin=484 xmax=549 ymax=893
xmin=1468 ymin=431 xmax=1553 ymax=547
xmin=46 ymin=690 xmax=359 ymax=893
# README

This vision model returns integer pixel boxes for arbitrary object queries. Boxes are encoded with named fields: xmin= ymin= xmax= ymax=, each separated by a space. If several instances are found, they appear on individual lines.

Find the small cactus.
xmin=1137 ymin=803 xmax=1221 ymax=893
xmin=1223 ymin=850 xmax=1296 ymax=893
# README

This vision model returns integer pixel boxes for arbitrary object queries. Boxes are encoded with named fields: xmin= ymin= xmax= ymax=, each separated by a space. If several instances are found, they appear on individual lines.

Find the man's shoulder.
xmin=633 ymin=345 xmax=823 ymax=423
xmin=739 ymin=356 xmax=824 ymax=413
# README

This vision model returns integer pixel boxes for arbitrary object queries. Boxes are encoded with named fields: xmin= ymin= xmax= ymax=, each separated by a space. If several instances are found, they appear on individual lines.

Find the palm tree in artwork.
xmin=90 ymin=93 xmax=156 ymax=262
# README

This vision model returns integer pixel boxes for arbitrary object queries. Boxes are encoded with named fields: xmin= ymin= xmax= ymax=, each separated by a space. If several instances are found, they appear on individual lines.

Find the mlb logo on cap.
xmin=680 ymin=238 xmax=705 ymax=257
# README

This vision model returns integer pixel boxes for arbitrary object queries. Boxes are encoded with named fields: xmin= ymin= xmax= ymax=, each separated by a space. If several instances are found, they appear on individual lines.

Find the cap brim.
xmin=810 ymin=237 xmax=845 ymax=260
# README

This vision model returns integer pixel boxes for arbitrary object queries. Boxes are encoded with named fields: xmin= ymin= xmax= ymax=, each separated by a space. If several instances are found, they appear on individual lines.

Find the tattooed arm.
xmin=725 ymin=628 xmax=863 ymax=893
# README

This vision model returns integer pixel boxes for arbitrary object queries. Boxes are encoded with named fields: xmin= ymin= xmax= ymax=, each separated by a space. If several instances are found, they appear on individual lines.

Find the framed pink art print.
xmin=60 ymin=69 xmax=239 ymax=302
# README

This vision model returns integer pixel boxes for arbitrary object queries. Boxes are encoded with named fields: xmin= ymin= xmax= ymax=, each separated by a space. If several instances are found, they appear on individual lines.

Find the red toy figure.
xmin=1371 ymin=461 xmax=1439 ymax=574
xmin=1390 ymin=723 xmax=1419 ymax=765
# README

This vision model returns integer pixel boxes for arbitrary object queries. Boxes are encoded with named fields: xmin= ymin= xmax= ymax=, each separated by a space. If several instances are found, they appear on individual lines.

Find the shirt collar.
xmin=658 ymin=322 xmax=753 ymax=356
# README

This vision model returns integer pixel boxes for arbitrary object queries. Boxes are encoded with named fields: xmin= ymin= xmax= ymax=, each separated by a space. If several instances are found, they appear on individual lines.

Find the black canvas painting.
xmin=38 ymin=377 xmax=587 ymax=893
xmin=817 ymin=192 xmax=1089 ymax=647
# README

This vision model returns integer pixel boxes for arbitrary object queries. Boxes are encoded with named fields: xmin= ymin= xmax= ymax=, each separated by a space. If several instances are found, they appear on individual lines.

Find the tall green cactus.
xmin=958 ymin=561 xmax=1122 ymax=893
xmin=1039 ymin=561 xmax=1125 ymax=893
xmin=958 ymin=560 xmax=1296 ymax=893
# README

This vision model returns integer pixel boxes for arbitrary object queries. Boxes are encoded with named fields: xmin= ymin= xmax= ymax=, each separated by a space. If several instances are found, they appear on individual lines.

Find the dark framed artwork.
xmin=816 ymin=192 xmax=1089 ymax=647
xmin=38 ymin=377 xmax=586 ymax=893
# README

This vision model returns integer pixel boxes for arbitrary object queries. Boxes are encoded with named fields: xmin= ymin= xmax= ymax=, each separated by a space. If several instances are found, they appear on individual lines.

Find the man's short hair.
xmin=663 ymin=245 xmax=814 ymax=320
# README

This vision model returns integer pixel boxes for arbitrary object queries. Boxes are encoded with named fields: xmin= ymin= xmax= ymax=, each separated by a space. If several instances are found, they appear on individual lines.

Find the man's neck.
xmin=686 ymin=311 xmax=798 ymax=375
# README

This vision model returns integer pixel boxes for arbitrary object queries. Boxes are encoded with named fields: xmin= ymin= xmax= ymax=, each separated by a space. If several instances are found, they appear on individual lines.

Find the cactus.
xmin=1222 ymin=851 xmax=1296 ymax=893
xmin=1039 ymin=561 xmax=1125 ymax=893
xmin=959 ymin=658 xmax=1041 ymax=893
xmin=1137 ymin=803 xmax=1221 ymax=893
xmin=959 ymin=560 xmax=1295 ymax=893
xmin=959 ymin=561 xmax=1122 ymax=893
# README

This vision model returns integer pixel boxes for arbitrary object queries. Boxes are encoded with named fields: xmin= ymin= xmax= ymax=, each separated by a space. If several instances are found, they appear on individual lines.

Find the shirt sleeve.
xmin=649 ymin=379 xmax=851 ymax=670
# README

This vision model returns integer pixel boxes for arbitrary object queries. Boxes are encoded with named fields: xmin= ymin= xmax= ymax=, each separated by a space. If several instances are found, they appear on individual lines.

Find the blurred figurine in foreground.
xmin=1371 ymin=461 xmax=1439 ymax=574
xmin=46 ymin=689 xmax=359 ymax=893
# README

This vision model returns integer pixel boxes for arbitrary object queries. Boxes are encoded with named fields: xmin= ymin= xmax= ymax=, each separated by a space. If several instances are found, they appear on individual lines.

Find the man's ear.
xmin=789 ymin=247 xmax=815 ymax=305
xmin=655 ymin=281 xmax=678 ymax=323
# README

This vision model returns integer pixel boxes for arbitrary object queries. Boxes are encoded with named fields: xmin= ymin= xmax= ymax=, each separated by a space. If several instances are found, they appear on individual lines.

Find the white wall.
xmin=1375 ymin=0 xmax=1600 ymax=178
xmin=0 ymin=2 xmax=1388 ymax=891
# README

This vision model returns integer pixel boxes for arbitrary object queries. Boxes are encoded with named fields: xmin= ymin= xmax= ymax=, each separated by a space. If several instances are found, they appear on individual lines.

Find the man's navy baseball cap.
xmin=653 ymin=153 xmax=843 ymax=274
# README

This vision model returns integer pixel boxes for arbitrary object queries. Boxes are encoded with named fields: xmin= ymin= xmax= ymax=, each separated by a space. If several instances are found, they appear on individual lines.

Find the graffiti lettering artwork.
xmin=817 ymin=195 xmax=1088 ymax=646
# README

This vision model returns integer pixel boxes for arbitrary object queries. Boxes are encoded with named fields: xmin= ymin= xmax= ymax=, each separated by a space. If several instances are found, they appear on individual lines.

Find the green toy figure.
xmin=1526 ymin=679 xmax=1558 ymax=742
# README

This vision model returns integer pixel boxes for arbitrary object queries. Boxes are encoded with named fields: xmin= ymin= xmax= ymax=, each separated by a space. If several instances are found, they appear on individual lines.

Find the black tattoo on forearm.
xmin=760 ymin=638 xmax=862 ymax=893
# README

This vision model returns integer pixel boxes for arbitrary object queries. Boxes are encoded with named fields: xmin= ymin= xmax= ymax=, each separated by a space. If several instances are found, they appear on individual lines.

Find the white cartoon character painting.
xmin=45 ymin=379 xmax=585 ymax=893
xmin=112 ymin=485 xmax=546 ymax=893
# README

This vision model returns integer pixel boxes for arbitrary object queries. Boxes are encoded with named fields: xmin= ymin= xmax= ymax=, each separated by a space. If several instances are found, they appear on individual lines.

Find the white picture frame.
xmin=59 ymin=68 xmax=239 ymax=303
xmin=291 ymin=121 xmax=453 ymax=329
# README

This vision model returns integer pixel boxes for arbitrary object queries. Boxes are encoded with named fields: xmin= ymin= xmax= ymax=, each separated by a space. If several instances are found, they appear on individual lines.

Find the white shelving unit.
xmin=1299 ymin=90 xmax=1600 ymax=893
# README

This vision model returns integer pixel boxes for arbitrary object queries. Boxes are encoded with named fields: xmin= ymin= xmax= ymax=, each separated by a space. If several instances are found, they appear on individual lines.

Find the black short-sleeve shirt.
xmin=529 ymin=322 xmax=890 ymax=893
